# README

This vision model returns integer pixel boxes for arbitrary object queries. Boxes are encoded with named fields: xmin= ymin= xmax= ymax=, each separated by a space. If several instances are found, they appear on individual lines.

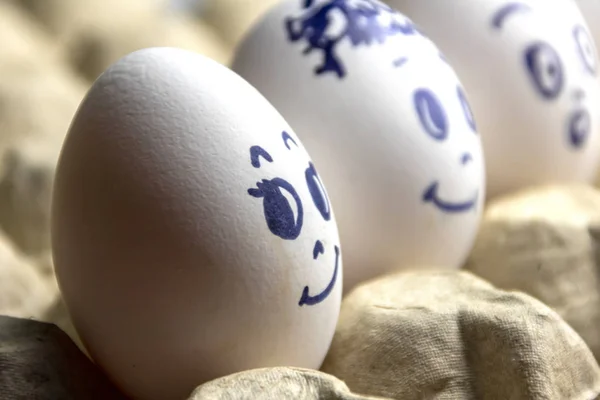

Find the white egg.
xmin=548 ymin=0 xmax=600 ymax=40
xmin=232 ymin=0 xmax=485 ymax=292
xmin=51 ymin=47 xmax=342 ymax=400
xmin=387 ymin=0 xmax=600 ymax=199
xmin=570 ymin=0 xmax=600 ymax=185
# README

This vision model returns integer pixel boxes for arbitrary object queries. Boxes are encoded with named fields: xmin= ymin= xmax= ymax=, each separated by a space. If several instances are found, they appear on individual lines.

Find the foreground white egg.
xmin=388 ymin=0 xmax=600 ymax=198
xmin=232 ymin=0 xmax=485 ymax=292
xmin=51 ymin=47 xmax=342 ymax=400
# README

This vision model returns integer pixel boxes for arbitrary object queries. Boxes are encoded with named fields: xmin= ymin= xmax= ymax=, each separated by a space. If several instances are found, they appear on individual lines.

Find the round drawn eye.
xmin=574 ymin=25 xmax=597 ymax=75
xmin=457 ymin=86 xmax=477 ymax=133
xmin=248 ymin=178 xmax=304 ymax=240
xmin=524 ymin=42 xmax=564 ymax=99
xmin=413 ymin=88 xmax=448 ymax=141
xmin=305 ymin=162 xmax=331 ymax=221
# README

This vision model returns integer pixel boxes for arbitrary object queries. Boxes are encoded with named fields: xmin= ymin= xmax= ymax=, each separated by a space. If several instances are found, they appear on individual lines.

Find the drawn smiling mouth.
xmin=249 ymin=139 xmax=340 ymax=308
xmin=568 ymin=108 xmax=591 ymax=149
xmin=422 ymin=181 xmax=478 ymax=213
xmin=298 ymin=245 xmax=340 ymax=306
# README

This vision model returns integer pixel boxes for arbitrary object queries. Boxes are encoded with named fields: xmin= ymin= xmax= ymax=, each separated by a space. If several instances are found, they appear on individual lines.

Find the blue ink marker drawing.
xmin=248 ymin=133 xmax=339 ymax=307
xmin=250 ymin=146 xmax=273 ymax=168
xmin=491 ymin=2 xmax=531 ymax=29
xmin=422 ymin=182 xmax=478 ymax=213
xmin=285 ymin=0 xmax=420 ymax=78
xmin=305 ymin=162 xmax=331 ymax=221
xmin=439 ymin=52 xmax=449 ymax=64
xmin=248 ymin=177 xmax=304 ymax=240
xmin=457 ymin=86 xmax=477 ymax=132
xmin=461 ymin=153 xmax=473 ymax=165
xmin=393 ymin=57 xmax=408 ymax=68
xmin=524 ymin=42 xmax=564 ymax=100
xmin=568 ymin=109 xmax=591 ymax=148
xmin=573 ymin=25 xmax=597 ymax=76
xmin=413 ymin=88 xmax=448 ymax=141
xmin=282 ymin=130 xmax=298 ymax=149
xmin=491 ymin=4 xmax=592 ymax=152
xmin=313 ymin=240 xmax=325 ymax=259
xmin=412 ymin=84 xmax=479 ymax=213
xmin=299 ymin=245 xmax=340 ymax=306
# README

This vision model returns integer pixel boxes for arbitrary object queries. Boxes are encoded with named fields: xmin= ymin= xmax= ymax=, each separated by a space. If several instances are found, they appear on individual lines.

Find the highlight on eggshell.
xmin=50 ymin=47 xmax=343 ymax=400
xmin=387 ymin=0 xmax=600 ymax=199
xmin=232 ymin=0 xmax=486 ymax=293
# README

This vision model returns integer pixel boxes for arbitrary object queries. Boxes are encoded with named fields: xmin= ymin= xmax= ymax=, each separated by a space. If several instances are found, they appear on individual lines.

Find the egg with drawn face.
xmin=388 ymin=0 xmax=600 ymax=199
xmin=51 ymin=47 xmax=342 ymax=400
xmin=232 ymin=0 xmax=485 ymax=292
xmin=553 ymin=0 xmax=600 ymax=47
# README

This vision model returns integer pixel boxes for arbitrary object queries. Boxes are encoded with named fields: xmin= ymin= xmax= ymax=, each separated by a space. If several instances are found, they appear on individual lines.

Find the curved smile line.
xmin=298 ymin=245 xmax=340 ymax=306
xmin=423 ymin=181 xmax=478 ymax=213
xmin=568 ymin=108 xmax=590 ymax=149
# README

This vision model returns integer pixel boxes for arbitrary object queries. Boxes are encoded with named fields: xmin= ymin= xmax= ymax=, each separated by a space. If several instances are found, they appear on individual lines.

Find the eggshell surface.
xmin=51 ymin=47 xmax=342 ymax=400
xmin=574 ymin=0 xmax=600 ymax=44
xmin=232 ymin=0 xmax=485 ymax=292
xmin=388 ymin=0 xmax=600 ymax=199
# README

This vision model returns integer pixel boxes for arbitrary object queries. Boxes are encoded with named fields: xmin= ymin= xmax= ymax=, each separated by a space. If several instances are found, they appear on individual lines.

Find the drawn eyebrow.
xmin=393 ymin=57 xmax=408 ymax=67
xmin=491 ymin=2 xmax=531 ymax=30
xmin=250 ymin=146 xmax=273 ymax=168
xmin=282 ymin=131 xmax=298 ymax=150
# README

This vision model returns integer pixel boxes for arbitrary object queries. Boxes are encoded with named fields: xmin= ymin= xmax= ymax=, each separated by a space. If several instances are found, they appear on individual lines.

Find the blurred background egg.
xmin=51 ymin=47 xmax=342 ymax=400
xmin=569 ymin=0 xmax=600 ymax=186
xmin=574 ymin=0 xmax=600 ymax=44
xmin=388 ymin=0 xmax=600 ymax=199
xmin=232 ymin=0 xmax=485 ymax=292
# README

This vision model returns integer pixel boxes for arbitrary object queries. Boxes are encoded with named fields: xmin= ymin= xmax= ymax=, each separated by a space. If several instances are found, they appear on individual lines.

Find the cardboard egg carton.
xmin=0 ymin=1 xmax=600 ymax=399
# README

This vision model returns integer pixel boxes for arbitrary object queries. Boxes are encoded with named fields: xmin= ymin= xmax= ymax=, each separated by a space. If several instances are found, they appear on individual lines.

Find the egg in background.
xmin=571 ymin=0 xmax=600 ymax=42
xmin=232 ymin=0 xmax=485 ymax=292
xmin=51 ymin=47 xmax=342 ymax=400
xmin=387 ymin=0 xmax=600 ymax=199
xmin=568 ymin=0 xmax=600 ymax=186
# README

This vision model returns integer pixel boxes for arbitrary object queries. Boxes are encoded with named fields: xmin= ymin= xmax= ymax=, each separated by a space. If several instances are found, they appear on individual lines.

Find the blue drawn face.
xmin=248 ymin=131 xmax=339 ymax=306
xmin=412 ymin=76 xmax=479 ymax=213
xmin=285 ymin=0 xmax=421 ymax=78
xmin=285 ymin=0 xmax=480 ymax=213
xmin=491 ymin=2 xmax=597 ymax=150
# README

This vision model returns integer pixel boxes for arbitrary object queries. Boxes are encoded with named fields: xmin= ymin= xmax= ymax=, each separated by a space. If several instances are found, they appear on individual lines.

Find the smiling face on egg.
xmin=281 ymin=0 xmax=482 ymax=214
xmin=232 ymin=0 xmax=485 ymax=291
xmin=483 ymin=0 xmax=600 ymax=195
xmin=51 ymin=48 xmax=344 ymax=399
xmin=248 ymin=130 xmax=339 ymax=306
xmin=413 ymin=72 xmax=480 ymax=214
xmin=491 ymin=2 xmax=597 ymax=150
xmin=388 ymin=0 xmax=600 ymax=197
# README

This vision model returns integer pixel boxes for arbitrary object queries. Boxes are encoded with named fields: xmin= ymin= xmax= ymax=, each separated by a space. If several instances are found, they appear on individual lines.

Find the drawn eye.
xmin=457 ymin=86 xmax=477 ymax=133
xmin=574 ymin=25 xmax=597 ymax=75
xmin=248 ymin=178 xmax=304 ymax=240
xmin=305 ymin=162 xmax=331 ymax=221
xmin=524 ymin=42 xmax=564 ymax=99
xmin=413 ymin=88 xmax=448 ymax=141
